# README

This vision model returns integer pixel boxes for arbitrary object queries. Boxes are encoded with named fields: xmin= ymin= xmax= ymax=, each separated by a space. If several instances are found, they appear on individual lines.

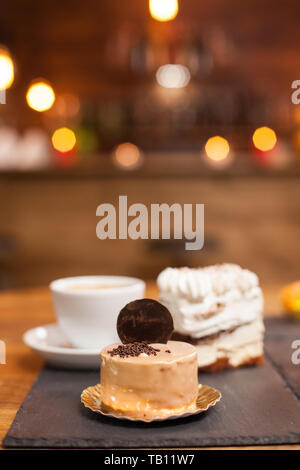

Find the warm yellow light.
xmin=205 ymin=136 xmax=230 ymax=161
xmin=149 ymin=0 xmax=178 ymax=22
xmin=113 ymin=143 xmax=142 ymax=169
xmin=52 ymin=127 xmax=76 ymax=153
xmin=26 ymin=81 xmax=55 ymax=112
xmin=0 ymin=51 xmax=14 ymax=90
xmin=252 ymin=126 xmax=277 ymax=152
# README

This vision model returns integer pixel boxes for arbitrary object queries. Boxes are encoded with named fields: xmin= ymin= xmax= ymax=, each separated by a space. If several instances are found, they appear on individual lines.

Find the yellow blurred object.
xmin=26 ymin=80 xmax=55 ymax=112
xmin=52 ymin=127 xmax=76 ymax=153
xmin=205 ymin=136 xmax=230 ymax=161
xmin=0 ymin=49 xmax=14 ymax=90
xmin=281 ymin=281 xmax=300 ymax=320
xmin=252 ymin=126 xmax=277 ymax=152
xmin=149 ymin=0 xmax=178 ymax=22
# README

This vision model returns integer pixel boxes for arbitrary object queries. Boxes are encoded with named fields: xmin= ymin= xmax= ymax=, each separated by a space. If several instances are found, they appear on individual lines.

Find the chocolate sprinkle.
xmin=117 ymin=298 xmax=174 ymax=344
xmin=108 ymin=342 xmax=160 ymax=358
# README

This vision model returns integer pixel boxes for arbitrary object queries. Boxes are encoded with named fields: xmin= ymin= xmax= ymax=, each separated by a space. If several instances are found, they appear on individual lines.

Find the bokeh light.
xmin=149 ymin=0 xmax=178 ymax=22
xmin=156 ymin=64 xmax=190 ymax=89
xmin=205 ymin=136 xmax=230 ymax=161
xmin=0 ymin=49 xmax=14 ymax=90
xmin=16 ymin=128 xmax=51 ymax=170
xmin=252 ymin=126 xmax=277 ymax=152
xmin=26 ymin=80 xmax=55 ymax=112
xmin=0 ymin=126 xmax=19 ymax=169
xmin=113 ymin=142 xmax=142 ymax=169
xmin=52 ymin=127 xmax=76 ymax=153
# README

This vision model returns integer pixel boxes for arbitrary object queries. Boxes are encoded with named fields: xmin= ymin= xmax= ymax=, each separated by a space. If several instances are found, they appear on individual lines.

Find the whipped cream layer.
xmin=158 ymin=264 xmax=264 ymax=338
xmin=158 ymin=264 xmax=260 ymax=301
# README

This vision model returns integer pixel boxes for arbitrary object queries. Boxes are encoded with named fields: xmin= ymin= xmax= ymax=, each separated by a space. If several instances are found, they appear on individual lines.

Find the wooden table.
xmin=0 ymin=283 xmax=298 ymax=451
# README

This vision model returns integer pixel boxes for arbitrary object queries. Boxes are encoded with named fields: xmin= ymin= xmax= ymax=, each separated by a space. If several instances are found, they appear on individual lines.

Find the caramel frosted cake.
xmin=157 ymin=264 xmax=264 ymax=371
xmin=100 ymin=340 xmax=198 ymax=419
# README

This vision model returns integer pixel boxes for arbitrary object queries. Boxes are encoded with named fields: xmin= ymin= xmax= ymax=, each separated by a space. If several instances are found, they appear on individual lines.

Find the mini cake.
xmin=100 ymin=298 xmax=199 ymax=419
xmin=157 ymin=264 xmax=264 ymax=371
xmin=100 ymin=340 xmax=198 ymax=419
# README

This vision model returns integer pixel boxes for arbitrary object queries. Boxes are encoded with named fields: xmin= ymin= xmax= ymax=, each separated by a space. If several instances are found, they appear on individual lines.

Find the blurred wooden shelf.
xmin=0 ymin=152 xmax=300 ymax=179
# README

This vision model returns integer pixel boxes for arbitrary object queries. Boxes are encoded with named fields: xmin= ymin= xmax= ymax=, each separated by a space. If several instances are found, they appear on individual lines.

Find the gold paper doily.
xmin=81 ymin=383 xmax=221 ymax=423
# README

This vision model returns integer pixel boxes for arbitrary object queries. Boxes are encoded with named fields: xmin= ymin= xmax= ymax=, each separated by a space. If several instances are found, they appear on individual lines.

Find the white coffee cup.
xmin=50 ymin=275 xmax=145 ymax=349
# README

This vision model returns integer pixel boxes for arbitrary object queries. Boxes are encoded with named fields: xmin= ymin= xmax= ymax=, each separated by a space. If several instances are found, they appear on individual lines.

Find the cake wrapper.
xmin=81 ymin=383 xmax=221 ymax=423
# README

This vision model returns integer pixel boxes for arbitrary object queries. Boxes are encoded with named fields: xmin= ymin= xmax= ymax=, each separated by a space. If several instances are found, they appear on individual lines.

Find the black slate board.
xmin=265 ymin=316 xmax=300 ymax=400
xmin=265 ymin=317 xmax=300 ymax=339
xmin=3 ymin=317 xmax=300 ymax=448
xmin=265 ymin=337 xmax=300 ymax=400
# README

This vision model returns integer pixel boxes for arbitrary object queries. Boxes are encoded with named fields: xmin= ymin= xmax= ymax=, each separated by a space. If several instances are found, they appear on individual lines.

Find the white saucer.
xmin=23 ymin=324 xmax=100 ymax=370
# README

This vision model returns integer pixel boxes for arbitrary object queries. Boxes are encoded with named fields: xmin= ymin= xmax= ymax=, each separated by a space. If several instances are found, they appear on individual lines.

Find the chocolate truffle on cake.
xmin=100 ymin=299 xmax=198 ymax=419
xmin=117 ymin=298 xmax=174 ymax=344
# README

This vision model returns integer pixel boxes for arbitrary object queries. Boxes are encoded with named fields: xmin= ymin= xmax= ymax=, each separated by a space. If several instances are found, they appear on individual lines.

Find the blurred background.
xmin=0 ymin=0 xmax=299 ymax=289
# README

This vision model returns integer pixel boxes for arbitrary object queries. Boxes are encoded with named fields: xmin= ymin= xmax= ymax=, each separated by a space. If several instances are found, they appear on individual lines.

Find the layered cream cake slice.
xmin=157 ymin=264 xmax=264 ymax=371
